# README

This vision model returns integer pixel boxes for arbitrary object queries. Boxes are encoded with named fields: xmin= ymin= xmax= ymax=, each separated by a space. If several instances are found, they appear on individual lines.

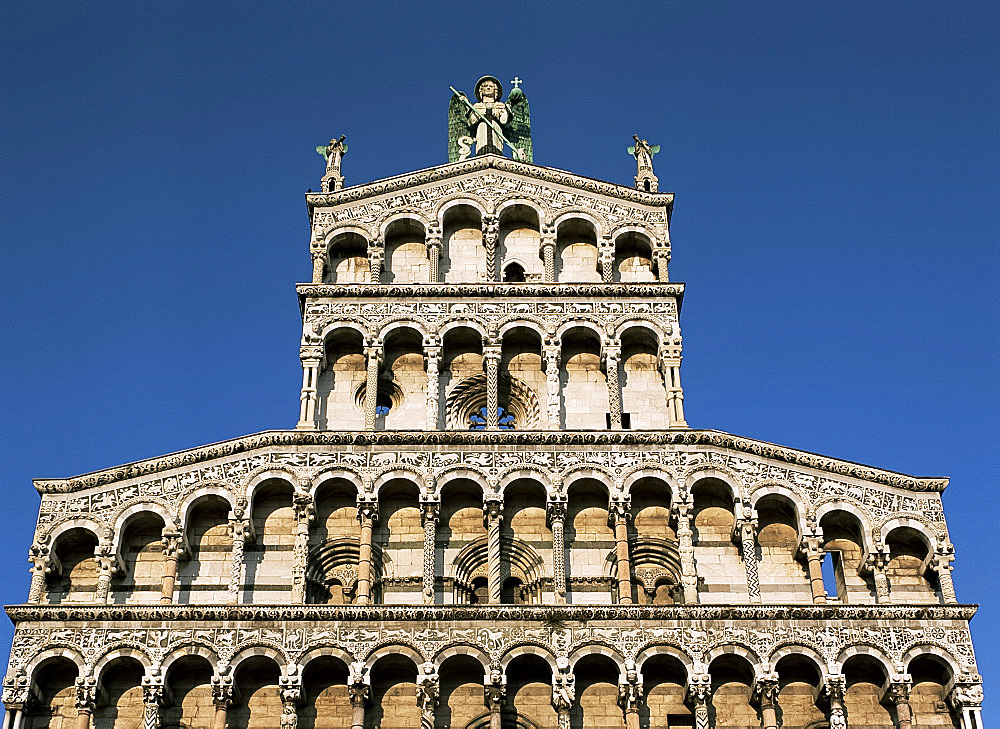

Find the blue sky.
xmin=2 ymin=2 xmax=997 ymax=720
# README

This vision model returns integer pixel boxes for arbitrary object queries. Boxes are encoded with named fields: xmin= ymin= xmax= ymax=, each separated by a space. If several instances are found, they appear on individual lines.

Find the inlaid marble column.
xmin=824 ymin=674 xmax=847 ymax=729
xmin=686 ymin=673 xmax=712 ymax=729
xmin=604 ymin=343 xmax=623 ymax=429
xmin=74 ymin=676 xmax=97 ymax=729
xmin=658 ymin=346 xmax=688 ymax=428
xmin=291 ymin=493 xmax=314 ymax=604
xmin=485 ymin=499 xmax=503 ymax=604
xmin=27 ymin=540 xmax=51 ymax=604
xmin=674 ymin=502 xmax=699 ymax=603
xmin=801 ymin=534 xmax=828 ymax=604
xmin=736 ymin=508 xmax=761 ymax=603
xmin=599 ymin=236 xmax=615 ymax=282
xmin=310 ymin=248 xmax=326 ymax=283
xmin=356 ymin=501 xmax=378 ymax=605
xmin=421 ymin=502 xmax=439 ymax=604
xmin=279 ymin=671 xmax=302 ymax=729
xmin=543 ymin=341 xmax=561 ymax=428
xmin=426 ymin=225 xmax=442 ymax=283
xmin=888 ymin=675 xmax=913 ymax=729
xmin=417 ymin=663 xmax=439 ymax=729
xmin=948 ymin=680 xmax=984 ymax=729
xmin=547 ymin=499 xmax=567 ymax=604
xmin=348 ymin=662 xmax=369 ymax=729
xmin=866 ymin=550 xmax=891 ymax=603
xmin=654 ymin=249 xmax=670 ymax=282
xmin=540 ymin=225 xmax=556 ymax=282
xmin=363 ymin=343 xmax=383 ymax=430
xmin=424 ymin=341 xmax=442 ymax=430
xmin=618 ymin=663 xmax=642 ymax=729
xmin=483 ymin=343 xmax=502 ymax=430
xmin=227 ymin=500 xmax=248 ymax=604
xmin=485 ymin=669 xmax=506 ymax=729
xmin=932 ymin=545 xmax=958 ymax=604
xmin=296 ymin=354 xmax=321 ymax=430
xmin=211 ymin=675 xmax=234 ymax=729
xmin=368 ymin=240 xmax=383 ymax=284
xmin=141 ymin=674 xmax=164 ymax=729
xmin=159 ymin=529 xmax=184 ymax=605
xmin=753 ymin=673 xmax=780 ymax=729
xmin=482 ymin=215 xmax=499 ymax=282
xmin=610 ymin=499 xmax=634 ymax=604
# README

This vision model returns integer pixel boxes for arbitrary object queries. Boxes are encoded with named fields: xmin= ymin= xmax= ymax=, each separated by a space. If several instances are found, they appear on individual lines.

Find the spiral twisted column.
xmin=547 ymin=499 xmax=567 ymax=604
xmin=736 ymin=510 xmax=761 ymax=603
xmin=363 ymin=343 xmax=382 ymax=431
xmin=26 ymin=540 xmax=51 ymax=604
xmin=227 ymin=500 xmax=248 ymax=604
xmin=485 ymin=499 xmax=503 ymax=604
xmin=483 ymin=344 xmax=501 ymax=430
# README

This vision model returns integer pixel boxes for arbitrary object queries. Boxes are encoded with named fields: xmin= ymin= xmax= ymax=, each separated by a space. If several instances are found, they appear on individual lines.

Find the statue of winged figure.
xmin=316 ymin=135 xmax=348 ymax=176
xmin=628 ymin=134 xmax=659 ymax=174
xmin=448 ymin=76 xmax=532 ymax=163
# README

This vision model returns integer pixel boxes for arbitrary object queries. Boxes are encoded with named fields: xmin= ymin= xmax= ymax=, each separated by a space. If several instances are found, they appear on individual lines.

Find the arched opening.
xmin=907 ymin=654 xmax=960 ymax=727
xmin=503 ymin=262 xmax=526 ymax=282
xmin=502 ymin=479 xmax=549 ymax=604
xmin=842 ymin=654 xmax=893 ymax=727
xmin=614 ymin=231 xmax=654 ymax=283
xmin=641 ymin=653 xmax=690 ymax=727
xmin=559 ymin=327 xmax=607 ymax=429
xmin=369 ymin=654 xmax=420 ymax=729
xmin=690 ymin=478 xmax=743 ymax=604
xmin=47 ymin=528 xmax=99 ymax=604
xmin=504 ymin=655 xmax=556 ymax=728
xmin=374 ymin=479 xmax=422 ymax=604
xmin=114 ymin=512 xmax=167 ymax=604
xmin=327 ymin=232 xmax=370 ymax=284
xmin=28 ymin=658 xmax=79 ymax=729
xmin=162 ymin=655 xmax=214 ymax=729
xmin=383 ymin=218 xmax=428 ymax=284
xmin=619 ymin=326 xmax=664 ymax=430
xmin=309 ymin=478 xmax=360 ymax=604
xmin=440 ymin=478 xmax=486 ymax=605
xmin=629 ymin=478 xmax=680 ymax=605
xmin=755 ymin=495 xmax=809 ymax=603
xmin=316 ymin=327 xmax=366 ymax=430
xmin=501 ymin=326 xmax=544 ymax=426
xmin=178 ymin=495 xmax=231 ymax=604
xmin=556 ymin=218 xmax=600 ymax=282
xmin=300 ymin=656 xmax=351 ymax=729
xmin=246 ymin=478 xmax=295 ymax=604
xmin=229 ymin=656 xmax=282 ymax=729
xmin=498 ymin=204 xmax=541 ymax=280
xmin=441 ymin=204 xmax=483 ymax=283
xmin=566 ymin=478 xmax=613 ymax=604
xmin=885 ymin=526 xmax=937 ymax=603
xmin=437 ymin=655 xmax=486 ymax=729
xmin=774 ymin=653 xmax=825 ymax=727
xmin=707 ymin=654 xmax=756 ymax=727
xmin=93 ymin=657 xmax=145 ymax=729
xmin=380 ymin=327 xmax=426 ymax=429
xmin=571 ymin=654 xmax=620 ymax=728
xmin=819 ymin=509 xmax=873 ymax=603
xmin=442 ymin=326 xmax=484 ymax=429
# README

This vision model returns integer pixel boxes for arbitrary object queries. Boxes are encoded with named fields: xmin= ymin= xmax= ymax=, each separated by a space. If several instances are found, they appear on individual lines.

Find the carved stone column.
xmin=604 ymin=343 xmax=623 ymax=429
xmin=540 ymin=225 xmax=556 ymax=282
xmin=673 ymin=502 xmax=699 ymax=603
xmin=363 ymin=343 xmax=382 ymax=431
xmin=211 ymin=674 xmax=234 ymax=729
xmin=356 ymin=501 xmax=378 ymax=605
xmin=932 ymin=545 xmax=957 ymax=604
xmin=159 ymin=529 xmax=184 ymax=605
xmin=737 ymin=511 xmax=761 ymax=603
xmin=483 ymin=343 xmax=502 ymax=430
xmin=348 ymin=662 xmax=369 ymax=729
xmin=824 ymin=673 xmax=847 ymax=729
xmin=686 ymin=673 xmax=712 ymax=729
xmin=75 ymin=676 xmax=97 ymax=729
xmin=866 ymin=550 xmax=891 ymax=603
xmin=94 ymin=545 xmax=116 ymax=603
xmin=753 ymin=673 xmax=780 ymax=729
xmin=618 ymin=663 xmax=642 ymax=729
xmin=654 ymin=249 xmax=670 ymax=282
xmin=368 ymin=241 xmax=383 ymax=284
xmin=552 ymin=661 xmax=575 ymax=729
xmin=485 ymin=668 xmax=506 ymax=729
xmin=888 ymin=675 xmax=913 ymax=729
xmin=610 ymin=499 xmax=633 ymax=604
xmin=141 ymin=670 xmax=164 ymax=729
xmin=227 ymin=501 xmax=248 ymax=604
xmin=801 ymin=535 xmax=828 ymax=604
xmin=482 ymin=214 xmax=499 ymax=282
xmin=599 ymin=236 xmax=614 ymax=282
xmin=417 ymin=663 xmax=439 ymax=729
xmin=424 ymin=340 xmax=442 ymax=430
xmin=547 ymin=499 xmax=567 ymax=604
xmin=948 ymin=678 xmax=984 ymax=729
xmin=27 ymin=539 xmax=51 ymax=604
xmin=279 ymin=670 xmax=302 ymax=729
xmin=485 ymin=499 xmax=503 ymax=604
xmin=543 ymin=340 xmax=561 ymax=428
xmin=291 ymin=493 xmax=314 ymax=604
xmin=296 ymin=353 xmax=322 ymax=430
xmin=658 ymin=345 xmax=687 ymax=428
xmin=421 ymin=502 xmax=439 ymax=604
xmin=310 ymin=248 xmax=326 ymax=284
xmin=426 ymin=225 xmax=442 ymax=283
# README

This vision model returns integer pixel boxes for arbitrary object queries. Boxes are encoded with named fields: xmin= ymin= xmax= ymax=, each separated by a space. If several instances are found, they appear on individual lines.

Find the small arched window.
xmin=503 ymin=262 xmax=526 ymax=282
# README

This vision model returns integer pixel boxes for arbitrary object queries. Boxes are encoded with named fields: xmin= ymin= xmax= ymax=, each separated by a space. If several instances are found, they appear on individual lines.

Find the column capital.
xmin=348 ymin=661 xmax=370 ymax=706
xmin=752 ymin=672 xmax=780 ymax=707
xmin=160 ymin=529 xmax=186 ymax=560
xmin=551 ymin=662 xmax=575 ymax=714
xmin=486 ymin=667 xmax=506 ymax=712
xmin=417 ymin=661 xmax=440 ymax=712
xmin=484 ymin=498 xmax=503 ymax=525
xmin=823 ymin=673 xmax=846 ymax=702
xmin=357 ymin=499 xmax=379 ymax=524
xmin=75 ymin=676 xmax=98 ymax=712
xmin=888 ymin=674 xmax=912 ymax=702
xmin=685 ymin=672 xmax=712 ymax=704
xmin=211 ymin=674 xmax=235 ymax=708
xmin=420 ymin=501 xmax=440 ymax=525
xmin=2 ymin=671 xmax=30 ymax=707
xmin=293 ymin=492 xmax=316 ymax=523
xmin=482 ymin=344 xmax=502 ymax=361
xmin=546 ymin=497 xmax=567 ymax=523
xmin=948 ymin=679 xmax=984 ymax=710
xmin=609 ymin=498 xmax=632 ymax=522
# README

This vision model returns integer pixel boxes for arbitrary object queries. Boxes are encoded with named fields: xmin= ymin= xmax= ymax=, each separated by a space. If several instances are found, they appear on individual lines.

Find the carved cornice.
xmin=305 ymin=155 xmax=673 ymax=212
xmin=296 ymin=282 xmax=685 ymax=300
xmin=32 ymin=429 xmax=949 ymax=495
xmin=5 ymin=603 xmax=977 ymax=624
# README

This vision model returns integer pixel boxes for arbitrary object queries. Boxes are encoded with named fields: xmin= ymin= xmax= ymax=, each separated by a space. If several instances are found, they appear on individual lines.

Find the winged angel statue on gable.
xmin=448 ymin=75 xmax=532 ymax=163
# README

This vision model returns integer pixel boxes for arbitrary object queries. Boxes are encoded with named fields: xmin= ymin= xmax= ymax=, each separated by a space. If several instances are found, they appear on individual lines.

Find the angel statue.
xmin=448 ymin=76 xmax=532 ymax=163
xmin=628 ymin=134 xmax=659 ymax=174
xmin=315 ymin=135 xmax=348 ymax=191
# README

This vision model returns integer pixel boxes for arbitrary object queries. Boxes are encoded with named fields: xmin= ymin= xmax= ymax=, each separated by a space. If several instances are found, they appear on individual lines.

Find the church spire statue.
xmin=448 ymin=75 xmax=532 ymax=163
xmin=628 ymin=134 xmax=659 ymax=192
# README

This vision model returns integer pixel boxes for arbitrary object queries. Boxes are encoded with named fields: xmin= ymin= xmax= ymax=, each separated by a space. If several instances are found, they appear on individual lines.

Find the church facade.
xmin=2 ymin=79 xmax=983 ymax=729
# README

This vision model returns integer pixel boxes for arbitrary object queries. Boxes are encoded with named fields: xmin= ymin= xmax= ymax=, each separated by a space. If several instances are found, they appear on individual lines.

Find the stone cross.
xmin=510 ymin=76 xmax=523 ymax=89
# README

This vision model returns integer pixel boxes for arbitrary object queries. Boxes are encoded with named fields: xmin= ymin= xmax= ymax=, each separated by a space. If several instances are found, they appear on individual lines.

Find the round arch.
xmin=379 ymin=211 xmax=431 ymax=240
xmin=500 ymin=644 xmax=558 ymax=674
xmin=553 ymin=210 xmax=605 ymax=238
xmin=768 ymin=644 xmax=829 ymax=678
xmin=297 ymin=645 xmax=356 ymax=673
xmin=161 ymin=643 xmax=220 ymax=675
xmin=568 ymin=644 xmax=627 ymax=676
xmin=434 ymin=644 xmax=491 ymax=673
xmin=634 ymin=644 xmax=695 ymax=677
xmin=365 ymin=643 xmax=424 ymax=671
xmin=310 ymin=468 xmax=367 ymax=500
xmin=92 ymin=647 xmax=153 ymax=684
